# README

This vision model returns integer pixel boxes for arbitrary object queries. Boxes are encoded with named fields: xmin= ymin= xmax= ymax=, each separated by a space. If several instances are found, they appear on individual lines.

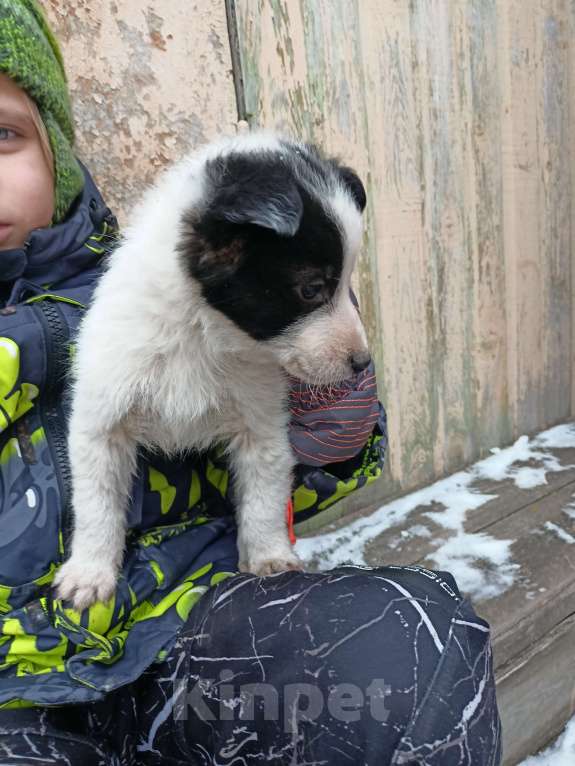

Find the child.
xmin=0 ymin=2 xmax=502 ymax=764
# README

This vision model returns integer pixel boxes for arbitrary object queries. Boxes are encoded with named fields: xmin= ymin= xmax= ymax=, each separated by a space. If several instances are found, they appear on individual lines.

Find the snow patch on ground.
xmin=519 ymin=715 xmax=575 ymax=765
xmin=295 ymin=423 xmax=575 ymax=600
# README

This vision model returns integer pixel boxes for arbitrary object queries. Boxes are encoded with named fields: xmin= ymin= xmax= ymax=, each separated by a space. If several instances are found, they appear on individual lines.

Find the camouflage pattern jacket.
xmin=0 ymin=167 xmax=388 ymax=708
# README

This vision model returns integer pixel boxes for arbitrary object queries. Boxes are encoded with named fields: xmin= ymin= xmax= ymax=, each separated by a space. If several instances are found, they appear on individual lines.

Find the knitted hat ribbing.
xmin=0 ymin=0 xmax=84 ymax=222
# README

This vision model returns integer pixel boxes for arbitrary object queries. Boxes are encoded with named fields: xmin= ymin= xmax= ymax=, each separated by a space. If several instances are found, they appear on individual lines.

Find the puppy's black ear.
xmin=338 ymin=166 xmax=367 ymax=212
xmin=206 ymin=155 xmax=304 ymax=237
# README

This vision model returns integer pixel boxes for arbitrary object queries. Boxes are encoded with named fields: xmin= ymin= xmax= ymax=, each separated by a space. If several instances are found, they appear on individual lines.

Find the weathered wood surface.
xmin=497 ymin=613 xmax=575 ymax=765
xmin=231 ymin=0 xmax=575 ymax=510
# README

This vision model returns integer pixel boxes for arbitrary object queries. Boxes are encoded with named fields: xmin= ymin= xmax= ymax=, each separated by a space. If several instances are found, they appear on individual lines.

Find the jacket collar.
xmin=0 ymin=162 xmax=117 ymax=289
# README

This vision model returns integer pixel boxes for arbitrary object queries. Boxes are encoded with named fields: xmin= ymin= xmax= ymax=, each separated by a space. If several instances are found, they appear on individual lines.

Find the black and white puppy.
xmin=53 ymin=130 xmax=371 ymax=610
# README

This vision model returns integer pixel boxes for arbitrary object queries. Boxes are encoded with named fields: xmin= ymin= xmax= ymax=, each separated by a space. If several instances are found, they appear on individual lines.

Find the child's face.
xmin=0 ymin=74 xmax=54 ymax=251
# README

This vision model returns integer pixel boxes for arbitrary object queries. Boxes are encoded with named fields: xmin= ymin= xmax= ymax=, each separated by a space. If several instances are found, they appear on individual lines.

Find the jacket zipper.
xmin=34 ymin=300 xmax=74 ymax=555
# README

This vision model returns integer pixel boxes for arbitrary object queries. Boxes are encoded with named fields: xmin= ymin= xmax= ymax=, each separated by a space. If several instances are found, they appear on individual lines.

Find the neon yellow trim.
xmin=0 ymin=338 xmax=40 ymax=434
xmin=188 ymin=469 xmax=201 ymax=509
xmin=293 ymin=484 xmax=318 ymax=513
xmin=87 ymin=598 xmax=116 ymax=637
xmin=0 ymin=562 xmax=56 ymax=615
xmin=150 ymin=560 xmax=165 ymax=586
xmin=210 ymin=571 xmax=237 ymax=586
xmin=88 ymin=222 xmax=109 ymax=242
xmin=137 ymin=518 xmax=197 ymax=548
xmin=85 ymin=244 xmax=106 ymax=255
xmin=148 ymin=466 xmax=177 ymax=515
xmin=0 ymin=618 xmax=67 ymax=677
xmin=0 ymin=699 xmax=36 ymax=709
xmin=318 ymin=478 xmax=359 ymax=511
xmin=24 ymin=294 xmax=85 ymax=309
xmin=1 ymin=428 xmax=45 ymax=466
xmin=206 ymin=458 xmax=229 ymax=497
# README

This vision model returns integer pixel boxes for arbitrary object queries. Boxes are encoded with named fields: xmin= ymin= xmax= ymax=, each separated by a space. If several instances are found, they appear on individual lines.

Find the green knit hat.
xmin=0 ymin=0 xmax=84 ymax=222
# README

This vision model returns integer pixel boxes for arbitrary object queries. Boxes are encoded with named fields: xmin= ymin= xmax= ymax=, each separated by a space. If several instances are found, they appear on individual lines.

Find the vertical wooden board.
xmin=571 ymin=0 xmax=575 ymax=420
xmin=497 ymin=1 xmax=544 ymax=438
xmin=536 ymin=0 xmax=572 ymax=426
xmin=295 ymin=0 xmax=385 ymax=386
xmin=234 ymin=1 xmax=370 ymax=148
xmin=232 ymin=0 xmax=392 ymax=473
xmin=357 ymin=1 xmax=436 ymax=488
xmin=460 ymin=0 xmax=512 ymax=452
xmin=385 ymin=230 xmax=436 ymax=484
xmin=409 ymin=0 xmax=478 ymax=471
xmin=232 ymin=0 xmax=439 ymax=493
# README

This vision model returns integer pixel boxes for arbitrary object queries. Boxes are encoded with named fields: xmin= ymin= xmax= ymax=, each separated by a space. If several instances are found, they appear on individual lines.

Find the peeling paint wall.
xmin=232 ymin=0 xmax=575 ymax=510
xmin=43 ymin=0 xmax=238 ymax=223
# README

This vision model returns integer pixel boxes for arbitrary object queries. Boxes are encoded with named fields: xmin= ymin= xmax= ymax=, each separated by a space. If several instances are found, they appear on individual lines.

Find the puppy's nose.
xmin=349 ymin=351 xmax=371 ymax=373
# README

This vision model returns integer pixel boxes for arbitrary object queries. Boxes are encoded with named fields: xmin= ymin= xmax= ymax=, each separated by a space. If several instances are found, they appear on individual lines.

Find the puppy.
xmin=53 ymin=130 xmax=371 ymax=610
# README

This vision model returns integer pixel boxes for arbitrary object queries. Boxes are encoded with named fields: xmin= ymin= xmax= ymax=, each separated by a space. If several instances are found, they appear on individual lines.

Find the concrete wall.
xmin=43 ymin=0 xmax=239 ymax=223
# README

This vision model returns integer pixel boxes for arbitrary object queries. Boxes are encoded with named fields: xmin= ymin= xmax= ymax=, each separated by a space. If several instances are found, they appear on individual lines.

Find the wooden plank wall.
xmin=230 ymin=0 xmax=575 ymax=504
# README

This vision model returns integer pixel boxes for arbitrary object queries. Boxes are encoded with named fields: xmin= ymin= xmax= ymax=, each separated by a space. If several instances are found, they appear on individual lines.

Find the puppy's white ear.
xmin=206 ymin=156 xmax=303 ymax=237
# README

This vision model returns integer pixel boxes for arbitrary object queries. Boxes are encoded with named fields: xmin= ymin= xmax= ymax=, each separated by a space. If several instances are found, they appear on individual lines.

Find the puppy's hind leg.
xmin=53 ymin=403 xmax=138 ymax=611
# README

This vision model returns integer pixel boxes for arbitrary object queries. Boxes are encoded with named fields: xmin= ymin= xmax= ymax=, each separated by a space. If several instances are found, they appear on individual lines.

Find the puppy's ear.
xmin=206 ymin=155 xmax=304 ymax=237
xmin=338 ymin=166 xmax=367 ymax=212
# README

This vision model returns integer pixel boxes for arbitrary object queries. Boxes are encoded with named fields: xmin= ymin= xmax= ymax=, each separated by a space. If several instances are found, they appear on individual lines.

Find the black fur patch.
xmin=178 ymin=143 xmax=362 ymax=341
xmin=337 ymin=166 xmax=367 ymax=212
xmin=284 ymin=141 xmax=367 ymax=212
xmin=202 ymin=153 xmax=303 ymax=236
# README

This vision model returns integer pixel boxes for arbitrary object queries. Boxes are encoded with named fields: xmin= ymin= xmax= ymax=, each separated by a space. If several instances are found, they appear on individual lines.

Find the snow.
xmin=295 ymin=423 xmax=575 ymax=601
xmin=543 ymin=521 xmax=575 ymax=545
xmin=519 ymin=716 xmax=575 ymax=765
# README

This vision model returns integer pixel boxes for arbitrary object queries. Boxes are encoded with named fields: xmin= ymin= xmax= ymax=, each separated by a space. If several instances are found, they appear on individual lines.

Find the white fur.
xmin=53 ymin=131 xmax=368 ymax=610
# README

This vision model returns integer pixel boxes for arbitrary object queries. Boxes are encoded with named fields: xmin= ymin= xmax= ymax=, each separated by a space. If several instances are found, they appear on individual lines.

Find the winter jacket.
xmin=0 ymin=165 xmax=388 ymax=708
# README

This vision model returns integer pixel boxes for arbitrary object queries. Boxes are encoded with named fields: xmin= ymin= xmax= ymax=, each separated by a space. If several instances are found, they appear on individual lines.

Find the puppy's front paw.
xmin=239 ymin=551 xmax=304 ymax=577
xmin=52 ymin=558 xmax=118 ymax=611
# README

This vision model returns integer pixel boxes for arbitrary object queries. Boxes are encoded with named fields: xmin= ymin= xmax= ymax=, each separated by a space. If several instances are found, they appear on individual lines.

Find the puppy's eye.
xmin=299 ymin=283 xmax=324 ymax=301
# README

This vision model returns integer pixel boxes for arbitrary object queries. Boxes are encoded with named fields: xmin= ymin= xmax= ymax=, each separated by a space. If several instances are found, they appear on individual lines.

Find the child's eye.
xmin=0 ymin=127 xmax=18 ymax=141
